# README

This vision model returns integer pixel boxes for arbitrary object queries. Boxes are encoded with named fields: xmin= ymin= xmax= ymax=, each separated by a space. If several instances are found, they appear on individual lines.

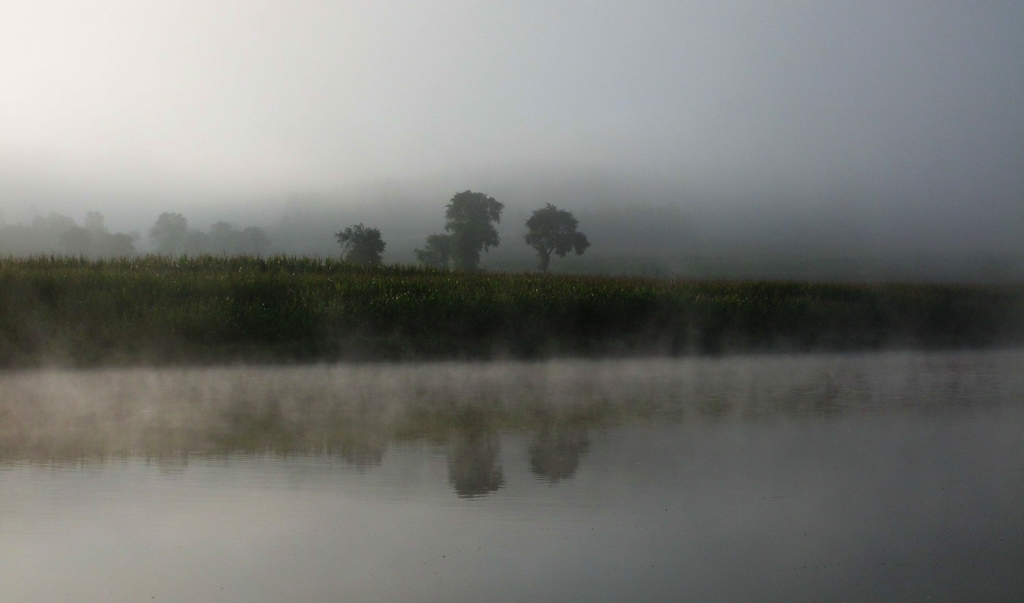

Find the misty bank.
xmin=1 ymin=256 xmax=1022 ymax=368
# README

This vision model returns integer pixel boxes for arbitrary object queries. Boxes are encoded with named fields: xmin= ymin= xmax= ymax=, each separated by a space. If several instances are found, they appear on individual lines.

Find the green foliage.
xmin=525 ymin=204 xmax=590 ymax=272
xmin=335 ymin=224 xmax=386 ymax=267
xmin=0 ymin=255 xmax=1021 ymax=367
xmin=442 ymin=191 xmax=504 ymax=270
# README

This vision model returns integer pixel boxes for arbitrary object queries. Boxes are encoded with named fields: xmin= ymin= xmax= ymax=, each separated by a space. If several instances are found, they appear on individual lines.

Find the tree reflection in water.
xmin=5 ymin=353 xmax=1016 ymax=497
xmin=215 ymin=397 xmax=388 ymax=469
xmin=529 ymin=424 xmax=590 ymax=483
xmin=447 ymin=430 xmax=504 ymax=498
xmin=337 ymin=437 xmax=386 ymax=469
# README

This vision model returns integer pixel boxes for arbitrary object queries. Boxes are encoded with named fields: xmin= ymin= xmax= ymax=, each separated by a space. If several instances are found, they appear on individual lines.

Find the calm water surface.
xmin=1 ymin=351 xmax=1023 ymax=602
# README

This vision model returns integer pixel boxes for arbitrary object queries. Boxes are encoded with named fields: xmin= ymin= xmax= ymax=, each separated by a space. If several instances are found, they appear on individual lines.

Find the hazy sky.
xmin=2 ymin=1 xmax=1022 ymax=248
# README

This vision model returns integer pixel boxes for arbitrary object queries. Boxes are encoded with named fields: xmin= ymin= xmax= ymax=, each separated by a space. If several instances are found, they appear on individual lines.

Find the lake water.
xmin=1 ymin=351 xmax=1023 ymax=602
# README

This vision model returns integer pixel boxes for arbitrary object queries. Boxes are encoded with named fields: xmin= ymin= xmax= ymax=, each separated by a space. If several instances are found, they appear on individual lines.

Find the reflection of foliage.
xmin=529 ymin=424 xmax=590 ymax=483
xmin=214 ymin=396 xmax=388 ymax=468
xmin=448 ymin=430 xmax=504 ymax=498
xmin=2 ymin=354 xmax=1018 ymax=474
xmin=697 ymin=395 xmax=734 ymax=420
xmin=216 ymin=399 xmax=296 ymax=453
xmin=337 ymin=435 xmax=387 ymax=469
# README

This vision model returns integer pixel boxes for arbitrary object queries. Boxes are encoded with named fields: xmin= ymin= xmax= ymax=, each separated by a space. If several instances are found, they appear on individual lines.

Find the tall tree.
xmin=149 ymin=213 xmax=188 ymax=255
xmin=335 ymin=223 xmax=386 ymax=267
xmin=444 ymin=191 xmax=504 ymax=270
xmin=524 ymin=203 xmax=590 ymax=272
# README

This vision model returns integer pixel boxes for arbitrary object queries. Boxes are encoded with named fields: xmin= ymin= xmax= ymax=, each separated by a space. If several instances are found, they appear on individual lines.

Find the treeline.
xmin=0 ymin=211 xmax=270 ymax=258
xmin=1 ymin=190 xmax=589 ymax=271
xmin=148 ymin=212 xmax=269 ymax=256
xmin=0 ymin=212 xmax=137 ymax=258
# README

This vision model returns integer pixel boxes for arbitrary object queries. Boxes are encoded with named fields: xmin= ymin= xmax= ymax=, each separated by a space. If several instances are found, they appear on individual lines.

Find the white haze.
xmin=1 ymin=1 xmax=1022 ymax=258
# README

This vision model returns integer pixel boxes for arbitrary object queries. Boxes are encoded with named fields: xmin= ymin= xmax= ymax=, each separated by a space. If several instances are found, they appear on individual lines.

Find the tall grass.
xmin=1 ymin=255 xmax=1021 ymax=367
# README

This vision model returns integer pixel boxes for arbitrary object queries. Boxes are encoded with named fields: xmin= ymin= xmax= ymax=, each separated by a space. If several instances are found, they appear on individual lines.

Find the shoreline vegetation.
xmin=1 ymin=255 xmax=1022 ymax=368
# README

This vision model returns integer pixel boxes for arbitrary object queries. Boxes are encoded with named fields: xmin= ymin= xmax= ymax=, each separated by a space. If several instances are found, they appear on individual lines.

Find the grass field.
xmin=1 ymin=255 xmax=1022 ymax=367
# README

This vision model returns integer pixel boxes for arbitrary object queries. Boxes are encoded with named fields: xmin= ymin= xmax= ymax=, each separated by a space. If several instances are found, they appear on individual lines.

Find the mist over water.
xmin=1 ymin=351 xmax=1023 ymax=601
xmin=4 ymin=4 xmax=1024 ymax=600
xmin=3 ymin=351 xmax=1021 ymax=464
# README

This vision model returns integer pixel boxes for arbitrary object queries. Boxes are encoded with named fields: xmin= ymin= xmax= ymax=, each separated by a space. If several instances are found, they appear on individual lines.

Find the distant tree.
xmin=56 ymin=211 xmax=137 ymax=258
xmin=149 ymin=212 xmax=188 ymax=255
xmin=33 ymin=212 xmax=77 ymax=234
xmin=414 ymin=233 xmax=453 ymax=269
xmin=185 ymin=230 xmax=211 ymax=255
xmin=335 ymin=223 xmax=385 ymax=267
xmin=102 ymin=232 xmax=136 ymax=257
xmin=84 ymin=211 xmax=105 ymax=234
xmin=444 ymin=191 xmax=504 ymax=270
xmin=58 ymin=227 xmax=94 ymax=256
xmin=208 ymin=221 xmax=238 ymax=254
xmin=524 ymin=203 xmax=590 ymax=272
xmin=1 ymin=211 xmax=136 ymax=257
xmin=238 ymin=226 xmax=270 ymax=256
xmin=13 ymin=212 xmax=76 ymax=254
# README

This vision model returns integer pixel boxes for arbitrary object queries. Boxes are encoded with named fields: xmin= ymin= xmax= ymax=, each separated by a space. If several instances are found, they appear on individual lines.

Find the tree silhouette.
xmin=183 ymin=222 xmax=271 ymax=256
xmin=58 ymin=227 xmax=93 ymax=256
xmin=524 ymin=204 xmax=590 ymax=272
xmin=238 ymin=226 xmax=270 ymax=256
xmin=57 ymin=212 xmax=136 ymax=258
xmin=149 ymin=212 xmax=188 ymax=255
xmin=444 ymin=191 xmax=504 ymax=270
xmin=335 ymin=223 xmax=386 ymax=267
xmin=414 ymin=233 xmax=453 ymax=269
xmin=185 ymin=230 xmax=211 ymax=255
xmin=34 ymin=212 xmax=77 ymax=234
xmin=103 ymin=233 xmax=136 ymax=257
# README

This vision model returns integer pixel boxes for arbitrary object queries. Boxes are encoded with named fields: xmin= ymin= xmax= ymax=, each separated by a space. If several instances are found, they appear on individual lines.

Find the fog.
xmin=2 ymin=1 xmax=1022 ymax=277
xmin=3 ymin=352 xmax=1024 ymax=601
